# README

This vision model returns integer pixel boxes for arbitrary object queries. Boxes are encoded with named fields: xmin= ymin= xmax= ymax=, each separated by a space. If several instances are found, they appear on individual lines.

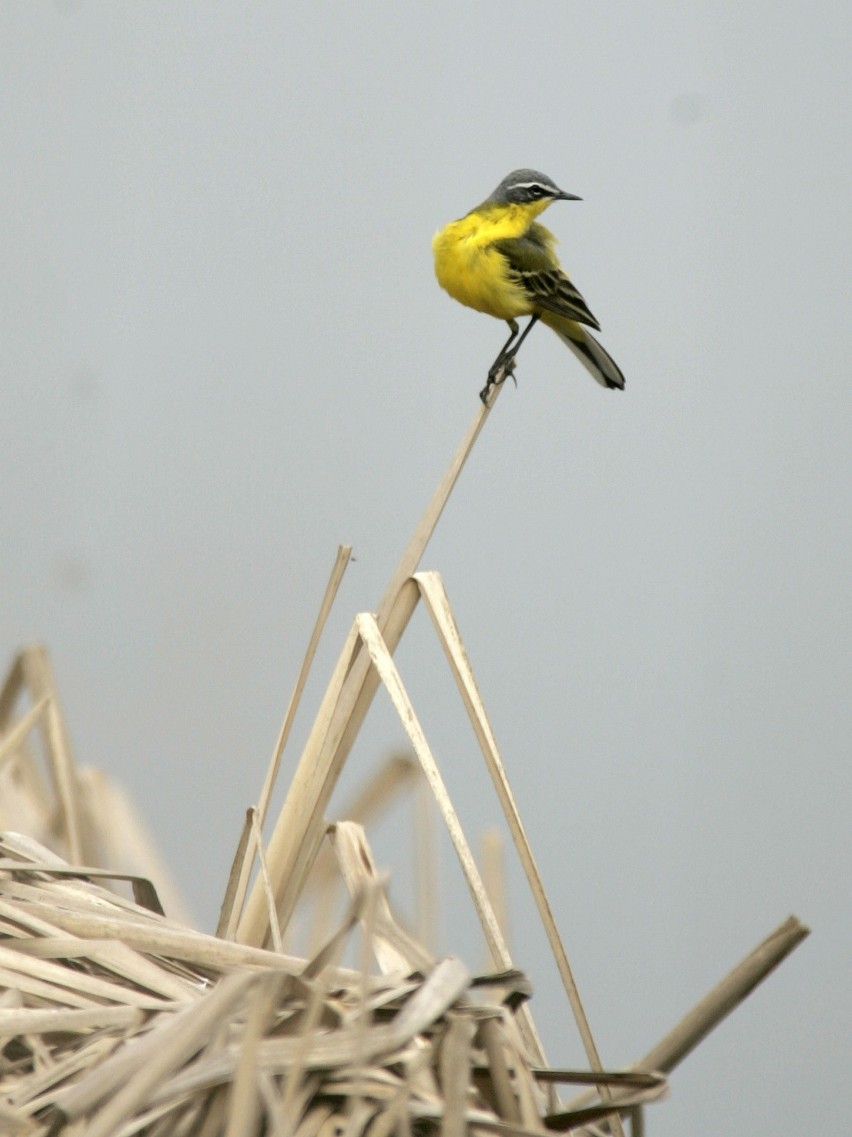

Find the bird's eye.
xmin=529 ymin=185 xmax=545 ymax=198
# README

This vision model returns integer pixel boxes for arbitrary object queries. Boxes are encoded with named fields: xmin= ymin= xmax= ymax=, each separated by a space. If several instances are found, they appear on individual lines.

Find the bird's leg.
xmin=493 ymin=320 xmax=521 ymax=368
xmin=487 ymin=320 xmax=520 ymax=381
xmin=480 ymin=315 xmax=541 ymax=404
xmin=481 ymin=321 xmax=519 ymax=403
xmin=506 ymin=312 xmax=540 ymax=362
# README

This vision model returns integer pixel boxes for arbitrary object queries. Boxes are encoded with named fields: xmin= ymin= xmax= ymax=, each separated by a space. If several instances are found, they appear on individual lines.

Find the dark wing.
xmin=494 ymin=230 xmax=601 ymax=331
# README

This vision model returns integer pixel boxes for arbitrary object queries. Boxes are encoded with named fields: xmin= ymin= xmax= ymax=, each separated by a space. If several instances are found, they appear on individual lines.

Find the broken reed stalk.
xmin=217 ymin=543 xmax=352 ymax=940
xmin=563 ymin=914 xmax=811 ymax=1114
xmin=256 ymin=543 xmax=353 ymax=831
xmin=637 ymin=914 xmax=809 ymax=1074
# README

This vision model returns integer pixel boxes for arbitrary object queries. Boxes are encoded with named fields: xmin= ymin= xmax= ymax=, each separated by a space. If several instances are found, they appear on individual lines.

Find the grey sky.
xmin=2 ymin=3 xmax=849 ymax=1133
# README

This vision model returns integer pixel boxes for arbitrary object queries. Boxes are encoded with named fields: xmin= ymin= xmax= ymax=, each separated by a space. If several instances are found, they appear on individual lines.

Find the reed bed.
xmin=0 ymin=392 xmax=809 ymax=1133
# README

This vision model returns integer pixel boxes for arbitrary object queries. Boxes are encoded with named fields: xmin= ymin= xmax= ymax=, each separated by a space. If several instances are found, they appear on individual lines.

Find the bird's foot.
xmin=480 ymin=354 xmax=517 ymax=404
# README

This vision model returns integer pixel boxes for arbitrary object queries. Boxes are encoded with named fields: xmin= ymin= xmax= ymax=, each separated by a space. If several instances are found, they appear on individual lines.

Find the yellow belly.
xmin=432 ymin=218 xmax=533 ymax=322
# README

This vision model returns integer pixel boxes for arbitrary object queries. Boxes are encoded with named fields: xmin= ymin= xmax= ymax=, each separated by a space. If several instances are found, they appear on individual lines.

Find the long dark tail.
xmin=542 ymin=313 xmax=625 ymax=390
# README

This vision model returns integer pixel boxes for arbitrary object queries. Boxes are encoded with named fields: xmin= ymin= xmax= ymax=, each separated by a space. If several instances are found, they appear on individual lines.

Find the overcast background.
xmin=2 ymin=3 xmax=850 ymax=1133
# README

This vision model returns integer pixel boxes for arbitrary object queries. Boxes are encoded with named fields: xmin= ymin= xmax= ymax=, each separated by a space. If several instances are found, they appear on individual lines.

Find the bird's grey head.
xmin=489 ymin=168 xmax=581 ymax=205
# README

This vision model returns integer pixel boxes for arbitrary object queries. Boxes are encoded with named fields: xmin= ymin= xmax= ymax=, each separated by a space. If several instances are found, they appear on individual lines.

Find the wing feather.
xmin=494 ymin=227 xmax=601 ymax=331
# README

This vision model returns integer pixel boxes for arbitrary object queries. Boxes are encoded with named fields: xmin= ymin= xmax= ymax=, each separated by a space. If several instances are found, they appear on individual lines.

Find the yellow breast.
xmin=432 ymin=203 xmax=538 ymax=322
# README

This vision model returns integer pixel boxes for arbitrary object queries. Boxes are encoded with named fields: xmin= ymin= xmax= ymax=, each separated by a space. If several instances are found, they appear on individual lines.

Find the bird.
xmin=432 ymin=168 xmax=625 ymax=403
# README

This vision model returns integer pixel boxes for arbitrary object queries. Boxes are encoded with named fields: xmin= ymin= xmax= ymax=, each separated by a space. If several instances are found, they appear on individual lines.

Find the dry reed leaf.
xmin=0 ymin=1005 xmax=143 ymax=1037
xmin=73 ymin=767 xmax=191 ymax=923
xmin=298 ymin=753 xmax=420 ymax=958
xmin=216 ymin=807 xmax=254 ymax=941
xmin=249 ymin=808 xmax=284 ymax=954
xmin=0 ymin=857 xmax=164 ymax=914
xmin=329 ymin=821 xmax=434 ymax=976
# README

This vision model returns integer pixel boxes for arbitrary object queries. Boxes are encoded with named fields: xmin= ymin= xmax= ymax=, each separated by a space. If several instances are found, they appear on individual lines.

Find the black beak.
xmin=555 ymin=190 xmax=582 ymax=202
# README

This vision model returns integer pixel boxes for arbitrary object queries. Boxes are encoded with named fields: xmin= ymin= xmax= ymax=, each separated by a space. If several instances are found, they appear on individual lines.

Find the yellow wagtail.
xmin=432 ymin=168 xmax=625 ymax=402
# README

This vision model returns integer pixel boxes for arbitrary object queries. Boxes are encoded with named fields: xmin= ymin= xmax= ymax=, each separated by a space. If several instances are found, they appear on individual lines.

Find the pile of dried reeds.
xmin=0 ymin=827 xmax=672 ymax=1136
xmin=0 ymin=392 xmax=809 ymax=1134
